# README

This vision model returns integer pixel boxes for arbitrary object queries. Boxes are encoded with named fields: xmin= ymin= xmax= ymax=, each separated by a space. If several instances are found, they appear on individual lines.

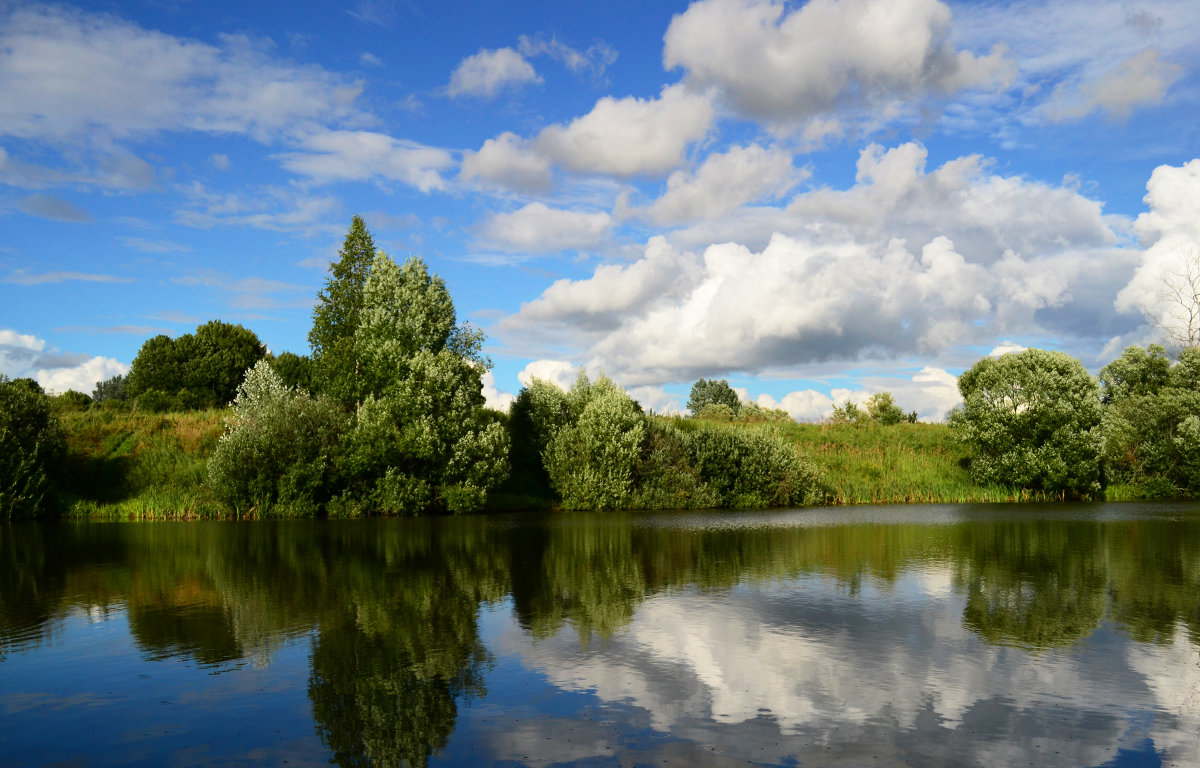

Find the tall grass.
xmin=777 ymin=420 xmax=1063 ymax=505
xmin=57 ymin=407 xmax=227 ymax=519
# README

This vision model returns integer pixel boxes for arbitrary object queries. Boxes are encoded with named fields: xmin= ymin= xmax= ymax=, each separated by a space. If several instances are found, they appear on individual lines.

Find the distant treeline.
xmin=3 ymin=217 xmax=1199 ymax=517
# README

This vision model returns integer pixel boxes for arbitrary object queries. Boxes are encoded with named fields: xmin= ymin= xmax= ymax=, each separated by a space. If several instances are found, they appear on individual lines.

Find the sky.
xmin=1 ymin=0 xmax=1199 ymax=420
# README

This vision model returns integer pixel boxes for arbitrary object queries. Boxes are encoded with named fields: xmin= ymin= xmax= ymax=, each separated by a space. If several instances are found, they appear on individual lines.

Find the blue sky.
xmin=2 ymin=0 xmax=1199 ymax=419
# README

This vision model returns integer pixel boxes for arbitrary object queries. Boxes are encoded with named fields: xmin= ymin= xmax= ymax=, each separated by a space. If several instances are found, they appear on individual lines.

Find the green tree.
xmin=1100 ymin=345 xmax=1200 ymax=494
xmin=950 ymin=349 xmax=1102 ymax=498
xmin=183 ymin=320 xmax=267 ymax=406
xmin=92 ymin=374 xmax=128 ymax=403
xmin=543 ymin=374 xmax=646 ymax=510
xmin=687 ymin=377 xmax=740 ymax=414
xmin=207 ymin=361 xmax=344 ymax=516
xmin=309 ymin=215 xmax=377 ymax=408
xmin=268 ymin=352 xmax=314 ymax=392
xmin=0 ymin=375 xmax=65 ymax=518
xmin=866 ymin=392 xmax=905 ymax=425
xmin=336 ymin=252 xmax=508 ymax=515
xmin=126 ymin=322 xmax=265 ymax=410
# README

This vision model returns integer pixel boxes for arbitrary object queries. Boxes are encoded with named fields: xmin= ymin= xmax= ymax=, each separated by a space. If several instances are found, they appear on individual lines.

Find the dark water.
xmin=2 ymin=504 xmax=1200 ymax=767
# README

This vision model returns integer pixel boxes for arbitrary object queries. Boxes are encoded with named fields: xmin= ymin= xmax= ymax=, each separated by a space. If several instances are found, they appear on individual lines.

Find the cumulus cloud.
xmin=175 ymin=182 xmax=343 ymax=236
xmin=755 ymin=366 xmax=960 ymax=422
xmin=276 ymin=130 xmax=454 ymax=191
xmin=502 ymin=143 xmax=1140 ymax=386
xmin=460 ymin=132 xmax=553 ymax=193
xmin=0 ymin=328 xmax=128 ymax=394
xmin=643 ymin=144 xmax=803 ymax=225
xmin=663 ymin=0 xmax=1012 ymax=127
xmin=0 ymin=5 xmax=365 ymax=145
xmin=535 ymin=84 xmax=714 ymax=177
xmin=478 ymin=202 xmax=612 ymax=253
xmin=447 ymin=47 xmax=541 ymax=99
xmin=517 ymin=360 xmax=579 ymax=391
xmin=481 ymin=370 xmax=516 ymax=412
xmin=1115 ymin=158 xmax=1200 ymax=339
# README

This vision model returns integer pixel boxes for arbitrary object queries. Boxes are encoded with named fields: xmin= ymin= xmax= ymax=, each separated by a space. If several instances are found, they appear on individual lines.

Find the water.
xmin=2 ymin=503 xmax=1199 ymax=767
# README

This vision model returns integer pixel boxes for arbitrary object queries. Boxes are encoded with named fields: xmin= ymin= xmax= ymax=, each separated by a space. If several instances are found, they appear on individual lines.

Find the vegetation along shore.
xmin=4 ymin=218 xmax=1198 ymax=520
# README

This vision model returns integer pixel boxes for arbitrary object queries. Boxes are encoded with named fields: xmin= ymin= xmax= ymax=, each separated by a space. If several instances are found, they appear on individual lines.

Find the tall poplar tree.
xmin=309 ymin=216 xmax=376 ymax=408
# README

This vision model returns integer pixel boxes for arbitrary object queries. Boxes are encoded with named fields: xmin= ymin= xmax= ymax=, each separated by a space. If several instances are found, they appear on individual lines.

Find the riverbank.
xmin=53 ymin=407 xmax=1140 ymax=520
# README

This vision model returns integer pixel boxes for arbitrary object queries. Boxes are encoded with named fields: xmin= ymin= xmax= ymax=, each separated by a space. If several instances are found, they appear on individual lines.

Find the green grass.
xmin=56 ymin=407 xmax=228 ymax=519
xmin=777 ymin=420 xmax=1064 ymax=505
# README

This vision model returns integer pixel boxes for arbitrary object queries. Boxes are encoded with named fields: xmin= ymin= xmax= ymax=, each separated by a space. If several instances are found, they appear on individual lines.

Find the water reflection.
xmin=0 ymin=505 xmax=1198 ymax=767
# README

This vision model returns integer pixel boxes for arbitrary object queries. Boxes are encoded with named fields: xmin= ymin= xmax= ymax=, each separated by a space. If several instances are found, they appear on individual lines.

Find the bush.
xmin=543 ymin=375 xmax=645 ymax=510
xmin=684 ymin=423 xmax=824 ymax=508
xmin=92 ymin=374 xmax=128 ymax=403
xmin=687 ymin=378 xmax=740 ymax=414
xmin=55 ymin=390 xmax=93 ymax=411
xmin=951 ymin=349 xmax=1102 ymax=498
xmin=207 ymin=361 xmax=344 ymax=516
xmin=0 ymin=376 xmax=65 ymax=517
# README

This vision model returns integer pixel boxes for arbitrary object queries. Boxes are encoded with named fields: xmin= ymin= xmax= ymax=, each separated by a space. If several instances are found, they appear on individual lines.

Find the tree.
xmin=687 ymin=377 xmax=740 ymax=414
xmin=206 ymin=361 xmax=344 ymax=516
xmin=268 ymin=352 xmax=314 ymax=392
xmin=950 ymin=349 xmax=1103 ymax=498
xmin=0 ymin=376 xmax=65 ymax=518
xmin=336 ymin=252 xmax=508 ymax=515
xmin=126 ymin=321 xmax=265 ymax=409
xmin=866 ymin=392 xmax=905 ymax=425
xmin=92 ymin=374 xmax=128 ymax=403
xmin=309 ymin=215 xmax=377 ymax=408
xmin=1100 ymin=345 xmax=1200 ymax=494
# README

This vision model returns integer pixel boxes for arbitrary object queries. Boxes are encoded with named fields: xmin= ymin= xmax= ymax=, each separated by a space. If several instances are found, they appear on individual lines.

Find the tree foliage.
xmin=309 ymin=214 xmax=376 ymax=408
xmin=126 ymin=321 xmax=266 ymax=410
xmin=518 ymin=371 xmax=823 ymax=511
xmin=335 ymin=251 xmax=507 ymax=515
xmin=268 ymin=352 xmax=313 ymax=392
xmin=1100 ymin=344 xmax=1200 ymax=494
xmin=0 ymin=375 xmax=65 ymax=518
xmin=207 ymin=361 xmax=344 ymax=516
xmin=687 ymin=377 xmax=741 ymax=414
xmin=950 ymin=349 xmax=1102 ymax=498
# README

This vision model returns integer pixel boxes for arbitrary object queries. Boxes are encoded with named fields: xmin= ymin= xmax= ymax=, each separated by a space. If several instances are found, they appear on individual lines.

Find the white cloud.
xmin=535 ymin=84 xmax=715 ymax=177
xmin=1115 ymin=158 xmax=1200 ymax=338
xmin=517 ymin=35 xmax=618 ymax=79
xmin=447 ymin=47 xmax=541 ymax=99
xmin=0 ymin=5 xmax=365 ymax=145
xmin=478 ymin=202 xmax=612 ymax=253
xmin=5 ymin=270 xmax=133 ymax=286
xmin=502 ymin=144 xmax=1140 ymax=386
xmin=0 ymin=328 xmax=128 ymax=395
xmin=643 ymin=144 xmax=803 ymax=225
xmin=988 ymin=341 xmax=1026 ymax=357
xmin=517 ymin=360 xmax=579 ymax=391
xmin=481 ymin=370 xmax=515 ymax=412
xmin=276 ymin=130 xmax=454 ymax=191
xmin=459 ymin=132 xmax=553 ymax=193
xmin=755 ymin=366 xmax=959 ymax=423
xmin=954 ymin=0 xmax=1200 ymax=126
xmin=208 ymin=153 xmax=231 ymax=171
xmin=117 ymin=237 xmax=191 ymax=254
xmin=359 ymin=51 xmax=383 ymax=68
xmin=175 ymin=182 xmax=342 ymax=236
xmin=1047 ymin=48 xmax=1181 ymax=121
xmin=662 ymin=0 xmax=1012 ymax=127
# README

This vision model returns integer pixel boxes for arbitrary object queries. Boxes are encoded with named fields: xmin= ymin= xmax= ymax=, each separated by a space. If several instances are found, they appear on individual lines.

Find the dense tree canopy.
xmin=950 ymin=349 xmax=1103 ymax=498
xmin=0 ymin=376 xmax=65 ymax=518
xmin=127 ymin=320 xmax=266 ymax=410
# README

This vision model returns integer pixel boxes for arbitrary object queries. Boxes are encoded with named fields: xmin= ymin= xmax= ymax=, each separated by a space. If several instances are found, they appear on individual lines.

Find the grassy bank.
xmin=777 ymin=421 xmax=1063 ymax=504
xmin=56 ymin=407 xmax=227 ymax=519
xmin=52 ymin=407 xmax=1129 ymax=519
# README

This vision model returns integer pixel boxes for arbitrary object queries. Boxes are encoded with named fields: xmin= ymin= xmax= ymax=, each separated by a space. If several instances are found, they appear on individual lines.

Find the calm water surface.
xmin=2 ymin=503 xmax=1199 ymax=767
